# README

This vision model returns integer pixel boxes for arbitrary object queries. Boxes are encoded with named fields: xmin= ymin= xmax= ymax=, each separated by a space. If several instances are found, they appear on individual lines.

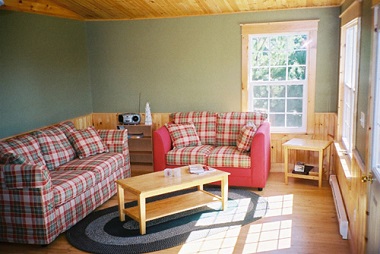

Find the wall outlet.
xmin=360 ymin=112 xmax=365 ymax=128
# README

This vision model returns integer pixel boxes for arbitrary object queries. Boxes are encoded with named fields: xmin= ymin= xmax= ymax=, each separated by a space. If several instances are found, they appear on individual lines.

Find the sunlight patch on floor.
xmin=263 ymin=194 xmax=293 ymax=217
xmin=242 ymin=220 xmax=292 ymax=253
xmin=179 ymin=226 xmax=241 ymax=254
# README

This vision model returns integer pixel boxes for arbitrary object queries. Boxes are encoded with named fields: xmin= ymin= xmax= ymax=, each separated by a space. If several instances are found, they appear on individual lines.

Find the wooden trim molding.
xmin=340 ymin=0 xmax=362 ymax=26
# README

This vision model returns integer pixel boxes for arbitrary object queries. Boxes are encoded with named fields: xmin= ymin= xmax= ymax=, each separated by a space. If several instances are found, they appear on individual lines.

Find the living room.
xmin=0 ymin=0 xmax=378 ymax=253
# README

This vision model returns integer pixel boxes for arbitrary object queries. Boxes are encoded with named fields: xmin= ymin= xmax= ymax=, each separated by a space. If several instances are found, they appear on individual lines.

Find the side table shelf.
xmin=283 ymin=138 xmax=332 ymax=188
xmin=119 ymin=124 xmax=152 ymax=164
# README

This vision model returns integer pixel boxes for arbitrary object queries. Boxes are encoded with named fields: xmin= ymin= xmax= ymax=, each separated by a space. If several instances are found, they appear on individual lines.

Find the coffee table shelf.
xmin=124 ymin=190 xmax=221 ymax=222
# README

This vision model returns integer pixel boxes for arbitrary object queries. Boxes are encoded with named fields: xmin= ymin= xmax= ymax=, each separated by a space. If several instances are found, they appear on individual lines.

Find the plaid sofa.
xmin=0 ymin=121 xmax=131 ymax=245
xmin=153 ymin=112 xmax=270 ymax=190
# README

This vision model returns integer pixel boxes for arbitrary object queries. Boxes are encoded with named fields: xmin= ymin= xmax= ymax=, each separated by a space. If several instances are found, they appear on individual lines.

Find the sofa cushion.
xmin=165 ymin=123 xmax=201 ymax=149
xmin=236 ymin=122 xmax=257 ymax=152
xmin=57 ymin=121 xmax=77 ymax=136
xmin=166 ymin=145 xmax=214 ymax=166
xmin=36 ymin=126 xmax=76 ymax=170
xmin=207 ymin=146 xmax=251 ymax=168
xmin=0 ymin=135 xmax=46 ymax=166
xmin=56 ymin=152 xmax=124 ymax=182
xmin=172 ymin=111 xmax=217 ymax=145
xmin=216 ymin=112 xmax=267 ymax=146
xmin=50 ymin=170 xmax=97 ymax=206
xmin=68 ymin=127 xmax=109 ymax=159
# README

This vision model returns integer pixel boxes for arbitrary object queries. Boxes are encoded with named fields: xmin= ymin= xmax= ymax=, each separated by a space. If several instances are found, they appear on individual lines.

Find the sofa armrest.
xmin=250 ymin=121 xmax=271 ymax=187
xmin=153 ymin=126 xmax=172 ymax=172
xmin=98 ymin=129 xmax=130 ymax=165
xmin=0 ymin=164 xmax=51 ymax=189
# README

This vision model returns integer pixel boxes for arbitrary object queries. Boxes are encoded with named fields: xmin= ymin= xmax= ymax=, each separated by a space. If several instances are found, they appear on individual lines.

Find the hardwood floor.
xmin=0 ymin=165 xmax=351 ymax=254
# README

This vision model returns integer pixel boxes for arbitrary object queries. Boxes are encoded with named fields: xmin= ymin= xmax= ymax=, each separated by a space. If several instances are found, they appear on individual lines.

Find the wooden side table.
xmin=283 ymin=138 xmax=332 ymax=188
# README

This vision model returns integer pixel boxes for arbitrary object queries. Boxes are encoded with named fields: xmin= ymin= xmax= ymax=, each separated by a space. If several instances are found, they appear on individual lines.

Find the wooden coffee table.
xmin=116 ymin=166 xmax=230 ymax=235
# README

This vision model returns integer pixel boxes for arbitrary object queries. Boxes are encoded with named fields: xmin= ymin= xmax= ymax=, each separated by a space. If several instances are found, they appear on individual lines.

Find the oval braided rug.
xmin=66 ymin=187 xmax=268 ymax=254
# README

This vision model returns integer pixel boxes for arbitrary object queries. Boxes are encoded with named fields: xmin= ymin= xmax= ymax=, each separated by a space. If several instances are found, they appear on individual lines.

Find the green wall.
xmin=0 ymin=7 xmax=341 ymax=139
xmin=87 ymin=7 xmax=340 ymax=113
xmin=0 ymin=11 xmax=92 ymax=139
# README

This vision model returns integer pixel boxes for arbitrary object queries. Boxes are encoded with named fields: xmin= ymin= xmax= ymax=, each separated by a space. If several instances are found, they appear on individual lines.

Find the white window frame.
xmin=372 ymin=6 xmax=380 ymax=175
xmin=247 ymin=33 xmax=309 ymax=133
xmin=241 ymin=20 xmax=318 ymax=134
xmin=338 ymin=18 xmax=361 ymax=156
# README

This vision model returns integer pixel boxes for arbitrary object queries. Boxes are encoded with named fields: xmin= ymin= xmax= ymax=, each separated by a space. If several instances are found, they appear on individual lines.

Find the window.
xmin=241 ymin=21 xmax=318 ymax=133
xmin=372 ymin=6 xmax=380 ymax=172
xmin=338 ymin=18 xmax=360 ymax=155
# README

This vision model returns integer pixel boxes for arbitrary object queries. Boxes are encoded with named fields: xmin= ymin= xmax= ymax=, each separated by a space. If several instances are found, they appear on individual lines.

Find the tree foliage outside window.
xmin=248 ymin=33 xmax=308 ymax=132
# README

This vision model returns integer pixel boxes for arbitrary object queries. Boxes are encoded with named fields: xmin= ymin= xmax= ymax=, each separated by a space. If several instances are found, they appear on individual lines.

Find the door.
xmin=366 ymin=5 xmax=380 ymax=254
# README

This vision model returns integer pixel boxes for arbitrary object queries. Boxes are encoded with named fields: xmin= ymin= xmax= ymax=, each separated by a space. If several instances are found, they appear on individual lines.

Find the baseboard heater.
xmin=329 ymin=175 xmax=348 ymax=239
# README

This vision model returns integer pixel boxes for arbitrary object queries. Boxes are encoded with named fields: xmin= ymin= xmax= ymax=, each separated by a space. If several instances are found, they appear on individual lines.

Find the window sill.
xmin=334 ymin=141 xmax=352 ymax=179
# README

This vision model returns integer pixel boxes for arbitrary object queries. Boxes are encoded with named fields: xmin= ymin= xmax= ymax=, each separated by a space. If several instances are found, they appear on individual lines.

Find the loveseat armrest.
xmin=250 ymin=121 xmax=271 ymax=188
xmin=0 ymin=164 xmax=51 ymax=189
xmin=153 ymin=126 xmax=172 ymax=172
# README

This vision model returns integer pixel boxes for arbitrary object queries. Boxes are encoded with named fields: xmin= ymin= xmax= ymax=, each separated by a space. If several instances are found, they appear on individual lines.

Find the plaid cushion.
xmin=68 ymin=127 xmax=108 ymax=159
xmin=36 ymin=127 xmax=76 ymax=170
xmin=207 ymin=146 xmax=251 ymax=168
xmin=166 ymin=145 xmax=214 ymax=165
xmin=236 ymin=122 xmax=257 ymax=152
xmin=172 ymin=111 xmax=217 ymax=145
xmin=98 ymin=129 xmax=130 ymax=167
xmin=0 ymin=135 xmax=46 ymax=166
xmin=57 ymin=121 xmax=77 ymax=136
xmin=50 ymin=170 xmax=97 ymax=206
xmin=0 ymin=153 xmax=28 ymax=164
xmin=216 ymin=112 xmax=267 ymax=146
xmin=56 ymin=152 xmax=124 ymax=182
xmin=165 ymin=123 xmax=201 ymax=149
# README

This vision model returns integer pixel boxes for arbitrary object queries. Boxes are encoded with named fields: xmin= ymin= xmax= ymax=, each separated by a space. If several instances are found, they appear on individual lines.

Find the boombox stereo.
xmin=118 ymin=113 xmax=141 ymax=125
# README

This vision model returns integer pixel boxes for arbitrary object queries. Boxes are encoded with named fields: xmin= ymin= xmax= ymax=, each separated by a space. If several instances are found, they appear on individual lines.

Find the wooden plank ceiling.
xmin=1 ymin=0 xmax=343 ymax=21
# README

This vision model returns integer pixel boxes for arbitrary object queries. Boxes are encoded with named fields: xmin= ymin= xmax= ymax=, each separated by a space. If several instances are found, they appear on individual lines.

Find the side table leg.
xmin=318 ymin=149 xmax=323 ymax=188
xmin=117 ymin=184 xmax=125 ymax=221
xmin=284 ymin=147 xmax=289 ymax=184
xmin=221 ymin=175 xmax=229 ymax=210
xmin=138 ymin=195 xmax=146 ymax=235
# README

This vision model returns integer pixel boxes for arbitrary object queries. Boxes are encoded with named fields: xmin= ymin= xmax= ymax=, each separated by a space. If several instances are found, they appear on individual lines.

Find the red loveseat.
xmin=153 ymin=111 xmax=271 ymax=190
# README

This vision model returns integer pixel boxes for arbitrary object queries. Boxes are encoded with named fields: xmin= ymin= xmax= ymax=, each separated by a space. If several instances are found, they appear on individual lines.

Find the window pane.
xmin=252 ymin=37 xmax=269 ymax=51
xmin=270 ymin=85 xmax=286 ymax=97
xmin=270 ymin=99 xmax=285 ymax=112
xmin=252 ymin=68 xmax=269 ymax=81
xmin=271 ymin=51 xmax=287 ymax=66
xmin=270 ymin=67 xmax=286 ymax=80
xmin=269 ymin=114 xmax=285 ymax=127
xmin=288 ymin=50 xmax=306 ymax=65
xmin=287 ymin=85 xmax=303 ymax=97
xmin=253 ymin=99 xmax=268 ymax=110
xmin=287 ymin=114 xmax=303 ymax=127
xmin=289 ymin=34 xmax=308 ymax=50
xmin=287 ymin=99 xmax=303 ymax=112
xmin=288 ymin=66 xmax=306 ymax=80
xmin=252 ymin=51 xmax=269 ymax=66
xmin=253 ymin=86 xmax=269 ymax=98
xmin=270 ymin=36 xmax=287 ymax=50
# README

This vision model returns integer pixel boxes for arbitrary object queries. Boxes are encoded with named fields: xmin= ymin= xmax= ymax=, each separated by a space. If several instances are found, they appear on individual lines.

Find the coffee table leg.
xmin=117 ymin=184 xmax=125 ymax=221
xmin=138 ymin=195 xmax=146 ymax=235
xmin=221 ymin=175 xmax=228 ymax=210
